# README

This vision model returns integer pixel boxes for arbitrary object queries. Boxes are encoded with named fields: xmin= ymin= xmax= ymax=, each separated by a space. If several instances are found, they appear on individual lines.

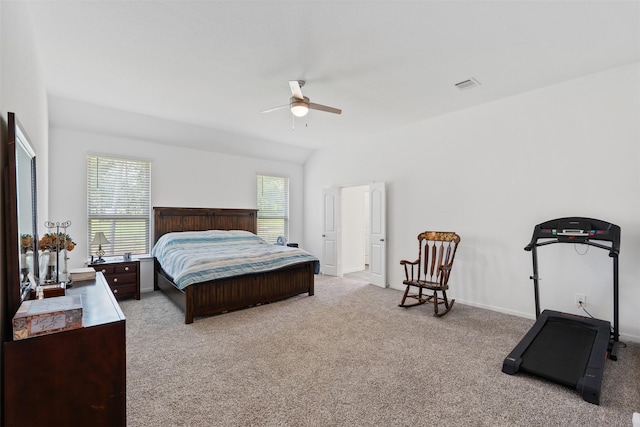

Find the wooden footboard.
xmin=155 ymin=259 xmax=315 ymax=324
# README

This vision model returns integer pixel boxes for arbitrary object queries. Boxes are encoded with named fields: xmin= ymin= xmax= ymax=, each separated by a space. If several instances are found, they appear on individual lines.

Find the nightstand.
xmin=90 ymin=259 xmax=140 ymax=300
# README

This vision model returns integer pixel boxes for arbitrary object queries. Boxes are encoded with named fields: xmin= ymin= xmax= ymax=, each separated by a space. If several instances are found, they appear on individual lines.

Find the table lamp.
xmin=91 ymin=232 xmax=110 ymax=263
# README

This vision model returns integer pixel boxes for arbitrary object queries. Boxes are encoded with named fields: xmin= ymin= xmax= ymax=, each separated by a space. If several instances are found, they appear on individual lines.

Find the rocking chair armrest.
xmin=399 ymin=259 xmax=419 ymax=281
xmin=436 ymin=262 xmax=456 ymax=286
xmin=439 ymin=266 xmax=451 ymax=273
xmin=438 ymin=262 xmax=454 ymax=272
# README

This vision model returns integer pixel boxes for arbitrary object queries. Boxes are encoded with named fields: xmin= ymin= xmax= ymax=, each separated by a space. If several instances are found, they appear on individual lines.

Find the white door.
xmin=369 ymin=182 xmax=386 ymax=287
xmin=322 ymin=188 xmax=341 ymax=276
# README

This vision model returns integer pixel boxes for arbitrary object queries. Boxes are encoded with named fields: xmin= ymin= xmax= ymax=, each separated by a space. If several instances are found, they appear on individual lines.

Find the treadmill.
xmin=502 ymin=217 xmax=620 ymax=405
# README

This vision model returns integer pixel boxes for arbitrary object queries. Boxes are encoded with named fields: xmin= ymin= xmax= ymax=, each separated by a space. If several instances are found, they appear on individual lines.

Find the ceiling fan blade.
xmin=289 ymin=80 xmax=304 ymax=100
xmin=261 ymin=104 xmax=289 ymax=113
xmin=309 ymin=102 xmax=342 ymax=115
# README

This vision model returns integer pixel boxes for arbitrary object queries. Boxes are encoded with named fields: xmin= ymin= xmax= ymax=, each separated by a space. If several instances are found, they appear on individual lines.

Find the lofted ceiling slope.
xmin=26 ymin=0 xmax=640 ymax=163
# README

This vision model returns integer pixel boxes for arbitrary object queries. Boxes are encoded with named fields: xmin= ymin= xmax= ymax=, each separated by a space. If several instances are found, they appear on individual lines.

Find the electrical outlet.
xmin=575 ymin=294 xmax=586 ymax=308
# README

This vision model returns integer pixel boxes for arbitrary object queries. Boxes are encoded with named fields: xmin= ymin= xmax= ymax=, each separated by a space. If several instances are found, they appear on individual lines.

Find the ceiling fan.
xmin=262 ymin=80 xmax=342 ymax=117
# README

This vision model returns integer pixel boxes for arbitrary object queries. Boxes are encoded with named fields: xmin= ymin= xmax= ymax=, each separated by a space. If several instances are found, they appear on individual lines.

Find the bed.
xmin=153 ymin=207 xmax=317 ymax=324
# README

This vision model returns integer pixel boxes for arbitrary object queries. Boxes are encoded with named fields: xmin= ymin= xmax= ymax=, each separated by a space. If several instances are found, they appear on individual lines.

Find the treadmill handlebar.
xmin=525 ymin=217 xmax=620 ymax=257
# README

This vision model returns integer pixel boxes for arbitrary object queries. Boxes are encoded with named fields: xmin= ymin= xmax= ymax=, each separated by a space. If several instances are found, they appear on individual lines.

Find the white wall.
xmin=304 ymin=63 xmax=640 ymax=341
xmin=47 ymin=128 xmax=305 ymax=284
xmin=1 ymin=1 xmax=49 ymax=226
xmin=0 ymin=0 xmax=50 ymax=405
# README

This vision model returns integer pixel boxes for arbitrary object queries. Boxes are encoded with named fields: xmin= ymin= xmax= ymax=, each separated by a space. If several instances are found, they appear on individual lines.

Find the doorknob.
xmin=380 ymin=238 xmax=385 ymax=242
xmin=322 ymin=234 xmax=326 ymax=237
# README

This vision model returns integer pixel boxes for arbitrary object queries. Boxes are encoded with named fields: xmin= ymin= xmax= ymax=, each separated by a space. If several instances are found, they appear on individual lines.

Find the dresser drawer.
xmin=104 ymin=272 xmax=137 ymax=286
xmin=109 ymin=283 xmax=137 ymax=298
xmin=115 ymin=263 xmax=137 ymax=274
xmin=92 ymin=264 xmax=116 ymax=275
xmin=93 ymin=262 xmax=137 ymax=275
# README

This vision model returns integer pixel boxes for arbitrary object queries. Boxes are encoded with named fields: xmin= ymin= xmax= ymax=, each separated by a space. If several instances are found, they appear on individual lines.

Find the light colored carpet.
xmin=119 ymin=275 xmax=640 ymax=426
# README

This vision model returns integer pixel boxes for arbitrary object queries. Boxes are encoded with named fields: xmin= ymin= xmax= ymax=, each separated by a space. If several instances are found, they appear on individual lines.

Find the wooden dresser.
xmin=3 ymin=273 xmax=126 ymax=427
xmin=90 ymin=259 xmax=140 ymax=300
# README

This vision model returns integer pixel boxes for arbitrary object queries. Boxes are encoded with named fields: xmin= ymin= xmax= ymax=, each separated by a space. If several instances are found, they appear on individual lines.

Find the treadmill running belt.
xmin=520 ymin=319 xmax=597 ymax=387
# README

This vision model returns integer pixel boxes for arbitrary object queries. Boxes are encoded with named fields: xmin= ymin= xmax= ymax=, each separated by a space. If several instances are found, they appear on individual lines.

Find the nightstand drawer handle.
xmin=101 ymin=269 xmax=106 ymax=273
xmin=124 ymin=266 xmax=129 ymax=271
xmin=113 ymin=289 xmax=118 ymax=293
xmin=113 ymin=278 xmax=118 ymax=283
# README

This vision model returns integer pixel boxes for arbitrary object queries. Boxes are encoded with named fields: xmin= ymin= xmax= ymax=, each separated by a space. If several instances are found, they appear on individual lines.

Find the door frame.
xmin=322 ymin=182 xmax=387 ymax=288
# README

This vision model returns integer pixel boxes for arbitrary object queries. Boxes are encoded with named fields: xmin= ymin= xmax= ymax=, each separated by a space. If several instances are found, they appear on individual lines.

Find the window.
xmin=257 ymin=174 xmax=289 ymax=244
xmin=87 ymin=155 xmax=151 ymax=257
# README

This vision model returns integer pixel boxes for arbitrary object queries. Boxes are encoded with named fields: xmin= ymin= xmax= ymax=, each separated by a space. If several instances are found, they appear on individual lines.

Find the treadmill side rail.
xmin=501 ymin=310 xmax=551 ymax=375
xmin=501 ymin=356 xmax=521 ymax=375
xmin=577 ymin=320 xmax=611 ymax=405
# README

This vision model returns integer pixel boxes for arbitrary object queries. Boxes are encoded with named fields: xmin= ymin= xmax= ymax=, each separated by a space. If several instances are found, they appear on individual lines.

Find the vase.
xmin=20 ymin=252 xmax=30 ymax=283
xmin=44 ymin=250 xmax=57 ymax=283
xmin=58 ymin=251 xmax=69 ymax=283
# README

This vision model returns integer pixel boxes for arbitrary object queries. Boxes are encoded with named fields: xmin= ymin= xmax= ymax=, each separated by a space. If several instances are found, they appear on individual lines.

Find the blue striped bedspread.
xmin=151 ymin=230 xmax=319 ymax=289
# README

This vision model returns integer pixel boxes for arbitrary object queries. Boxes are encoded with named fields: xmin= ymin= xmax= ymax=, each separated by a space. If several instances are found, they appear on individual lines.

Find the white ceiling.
xmin=26 ymin=1 xmax=640 ymax=163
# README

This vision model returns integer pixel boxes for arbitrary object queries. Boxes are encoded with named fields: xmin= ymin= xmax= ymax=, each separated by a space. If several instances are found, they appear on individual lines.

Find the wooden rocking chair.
xmin=399 ymin=231 xmax=461 ymax=317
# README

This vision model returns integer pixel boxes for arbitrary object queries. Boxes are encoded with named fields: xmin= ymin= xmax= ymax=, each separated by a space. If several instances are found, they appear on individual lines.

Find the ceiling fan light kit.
xmin=262 ymin=80 xmax=342 ymax=118
xmin=290 ymin=96 xmax=310 ymax=117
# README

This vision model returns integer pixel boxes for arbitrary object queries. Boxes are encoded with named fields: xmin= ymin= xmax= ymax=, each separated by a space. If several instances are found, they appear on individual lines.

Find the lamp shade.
xmin=290 ymin=96 xmax=310 ymax=117
xmin=91 ymin=232 xmax=110 ymax=246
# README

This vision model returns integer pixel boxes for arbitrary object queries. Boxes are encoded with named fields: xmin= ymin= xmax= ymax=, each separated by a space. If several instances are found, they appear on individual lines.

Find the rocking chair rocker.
xmin=399 ymin=231 xmax=461 ymax=317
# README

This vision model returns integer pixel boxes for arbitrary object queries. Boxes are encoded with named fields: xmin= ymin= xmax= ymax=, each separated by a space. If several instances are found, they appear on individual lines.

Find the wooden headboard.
xmin=153 ymin=207 xmax=258 ymax=243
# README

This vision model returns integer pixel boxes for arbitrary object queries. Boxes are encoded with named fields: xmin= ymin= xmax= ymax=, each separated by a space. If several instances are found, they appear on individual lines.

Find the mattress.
xmin=152 ymin=230 xmax=319 ymax=289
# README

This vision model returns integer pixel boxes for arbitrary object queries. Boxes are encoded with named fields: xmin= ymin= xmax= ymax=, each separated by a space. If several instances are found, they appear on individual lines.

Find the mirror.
xmin=5 ymin=112 xmax=39 ymax=326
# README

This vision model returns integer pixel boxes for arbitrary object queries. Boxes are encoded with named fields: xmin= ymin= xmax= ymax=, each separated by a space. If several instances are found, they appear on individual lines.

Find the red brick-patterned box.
xmin=12 ymin=295 xmax=83 ymax=340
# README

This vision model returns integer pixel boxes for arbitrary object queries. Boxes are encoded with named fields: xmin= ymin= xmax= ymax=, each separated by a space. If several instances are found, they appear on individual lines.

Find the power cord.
xmin=578 ymin=302 xmax=628 ymax=349
xmin=578 ymin=301 xmax=594 ymax=319
xmin=574 ymin=243 xmax=589 ymax=255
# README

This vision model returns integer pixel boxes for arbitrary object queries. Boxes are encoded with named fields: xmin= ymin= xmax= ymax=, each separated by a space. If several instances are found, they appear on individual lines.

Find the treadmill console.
xmin=526 ymin=217 xmax=620 ymax=256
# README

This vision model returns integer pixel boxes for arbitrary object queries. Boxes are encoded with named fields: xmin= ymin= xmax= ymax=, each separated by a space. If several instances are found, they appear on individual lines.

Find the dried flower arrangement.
xmin=20 ymin=234 xmax=33 ymax=253
xmin=38 ymin=233 xmax=76 ymax=252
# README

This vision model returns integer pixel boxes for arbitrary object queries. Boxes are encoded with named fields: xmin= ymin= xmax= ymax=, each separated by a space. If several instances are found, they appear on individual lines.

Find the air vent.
xmin=455 ymin=77 xmax=481 ymax=90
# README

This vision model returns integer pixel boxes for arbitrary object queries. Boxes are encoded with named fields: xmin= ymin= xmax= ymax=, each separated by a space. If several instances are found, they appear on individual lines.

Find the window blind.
xmin=257 ymin=175 xmax=289 ymax=244
xmin=87 ymin=156 xmax=151 ymax=257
